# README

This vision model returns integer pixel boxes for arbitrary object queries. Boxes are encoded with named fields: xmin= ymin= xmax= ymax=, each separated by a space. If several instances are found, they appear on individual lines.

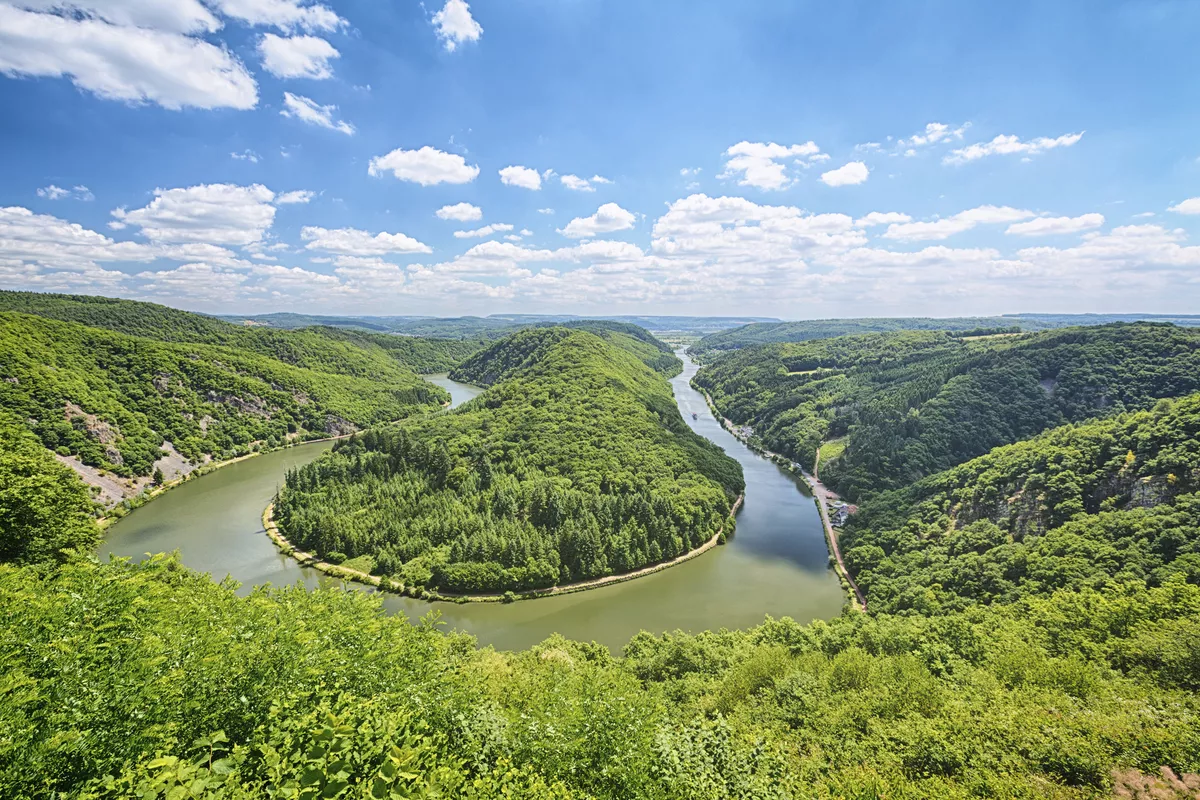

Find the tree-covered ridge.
xmin=274 ymin=328 xmax=742 ymax=593
xmin=0 ymin=414 xmax=98 ymax=565
xmin=0 ymin=290 xmax=483 ymax=376
xmin=0 ymin=312 xmax=448 ymax=478
xmin=838 ymin=393 xmax=1200 ymax=616
xmin=694 ymin=323 xmax=1200 ymax=500
xmin=3 ymin=554 xmax=1199 ymax=798
xmin=689 ymin=316 xmax=1029 ymax=358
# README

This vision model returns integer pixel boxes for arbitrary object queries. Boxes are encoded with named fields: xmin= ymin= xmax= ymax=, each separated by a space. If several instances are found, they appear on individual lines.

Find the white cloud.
xmin=560 ymin=174 xmax=613 ymax=192
xmin=945 ymin=132 xmax=1084 ymax=165
xmin=899 ymin=122 xmax=970 ymax=148
xmin=855 ymin=142 xmax=882 ymax=152
xmin=280 ymin=92 xmax=354 ymax=134
xmin=231 ymin=149 xmax=260 ymax=163
xmin=1 ymin=205 xmax=158 ymax=272
xmin=855 ymin=211 xmax=911 ymax=228
xmin=301 ymin=226 xmax=431 ymax=256
xmin=11 ymin=0 xmax=220 ymax=34
xmin=37 ymin=184 xmax=93 ymax=201
xmin=369 ymin=146 xmax=480 ymax=185
xmin=436 ymin=202 xmax=482 ymax=221
xmin=113 ymin=184 xmax=278 ymax=246
xmin=1005 ymin=213 xmax=1104 ymax=237
xmin=454 ymin=223 xmax=514 ymax=239
xmin=208 ymin=0 xmax=344 ymax=32
xmin=537 ymin=208 xmax=554 ymax=215
xmin=1168 ymin=198 xmax=1200 ymax=215
xmin=258 ymin=33 xmax=338 ymax=79
xmin=431 ymin=0 xmax=482 ymax=52
xmin=559 ymin=203 xmax=637 ymax=238
xmin=499 ymin=165 xmax=542 ymax=190
xmin=820 ymin=161 xmax=870 ymax=187
xmin=0 ymin=5 xmax=258 ymax=110
xmin=332 ymin=256 xmax=407 ymax=290
xmin=719 ymin=141 xmax=824 ymax=190
xmin=136 ymin=262 xmax=247 ymax=300
xmin=274 ymin=190 xmax=314 ymax=204
xmin=883 ymin=205 xmax=1034 ymax=241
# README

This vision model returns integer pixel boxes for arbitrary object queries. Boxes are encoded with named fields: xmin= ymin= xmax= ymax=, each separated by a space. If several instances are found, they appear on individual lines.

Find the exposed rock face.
xmin=104 ymin=445 xmax=124 ymax=466
xmin=323 ymin=415 xmax=358 ymax=437
xmin=152 ymin=372 xmax=173 ymax=393
xmin=4 ymin=376 xmax=18 ymax=385
xmin=204 ymin=391 xmax=272 ymax=417
xmin=65 ymin=402 xmax=119 ymax=445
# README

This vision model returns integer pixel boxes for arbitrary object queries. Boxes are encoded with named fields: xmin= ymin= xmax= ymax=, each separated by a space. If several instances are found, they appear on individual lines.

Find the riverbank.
xmin=694 ymin=384 xmax=866 ymax=612
xmin=262 ymin=494 xmax=744 ymax=604
xmin=96 ymin=434 xmax=356 ymax=530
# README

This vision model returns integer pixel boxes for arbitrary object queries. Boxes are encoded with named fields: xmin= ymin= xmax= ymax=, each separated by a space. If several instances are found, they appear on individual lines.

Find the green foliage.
xmin=694 ymin=324 xmax=1200 ymax=500
xmin=0 ymin=311 xmax=448 ymax=477
xmin=0 ymin=415 xmax=98 ymax=564
xmin=3 ymin=555 xmax=1199 ymax=798
xmin=840 ymin=393 xmax=1200 ymax=615
xmin=275 ymin=328 xmax=741 ymax=592
xmin=689 ymin=316 xmax=1032 ymax=359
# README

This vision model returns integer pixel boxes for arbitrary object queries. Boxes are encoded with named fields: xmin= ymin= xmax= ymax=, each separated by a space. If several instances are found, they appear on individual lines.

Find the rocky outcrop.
xmin=323 ymin=415 xmax=357 ymax=437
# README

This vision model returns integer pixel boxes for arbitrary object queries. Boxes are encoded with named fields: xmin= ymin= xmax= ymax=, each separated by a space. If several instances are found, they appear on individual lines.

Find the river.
xmin=103 ymin=355 xmax=844 ymax=651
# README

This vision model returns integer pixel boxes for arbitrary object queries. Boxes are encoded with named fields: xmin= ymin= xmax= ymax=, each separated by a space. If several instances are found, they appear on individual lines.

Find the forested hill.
xmin=693 ymin=323 xmax=1200 ymax=500
xmin=0 ymin=311 xmax=448 ymax=479
xmin=839 ymin=392 xmax=1200 ymax=616
xmin=274 ymin=328 xmax=742 ymax=593
xmin=451 ymin=325 xmax=679 ymax=387
xmin=0 ymin=291 xmax=483 ymax=375
xmin=689 ymin=316 xmax=1027 ymax=357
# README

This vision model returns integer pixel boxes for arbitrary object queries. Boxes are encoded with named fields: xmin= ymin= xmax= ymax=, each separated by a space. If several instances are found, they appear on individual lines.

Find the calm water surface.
xmin=104 ymin=356 xmax=843 ymax=650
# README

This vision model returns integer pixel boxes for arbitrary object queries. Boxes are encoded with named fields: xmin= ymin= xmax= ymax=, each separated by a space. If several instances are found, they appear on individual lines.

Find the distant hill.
xmin=694 ymin=323 xmax=1200 ymax=500
xmin=690 ymin=313 xmax=1200 ymax=358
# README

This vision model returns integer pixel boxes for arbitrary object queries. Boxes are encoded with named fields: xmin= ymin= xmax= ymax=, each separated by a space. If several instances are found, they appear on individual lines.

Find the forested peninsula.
xmin=273 ymin=327 xmax=743 ymax=593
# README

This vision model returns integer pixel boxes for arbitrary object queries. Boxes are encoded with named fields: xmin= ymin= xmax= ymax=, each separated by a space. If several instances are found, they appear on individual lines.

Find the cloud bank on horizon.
xmin=1 ymin=0 xmax=1199 ymax=317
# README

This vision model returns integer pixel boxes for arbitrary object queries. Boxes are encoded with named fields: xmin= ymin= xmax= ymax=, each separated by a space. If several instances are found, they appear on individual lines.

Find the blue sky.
xmin=2 ymin=0 xmax=1199 ymax=317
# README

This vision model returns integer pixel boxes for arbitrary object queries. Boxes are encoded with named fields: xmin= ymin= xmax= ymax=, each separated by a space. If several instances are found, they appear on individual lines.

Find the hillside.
xmin=839 ymin=393 xmax=1200 ymax=615
xmin=274 ymin=328 xmax=742 ymax=593
xmin=0 ymin=291 xmax=482 ymax=375
xmin=690 ymin=316 xmax=1027 ymax=358
xmin=694 ymin=323 xmax=1200 ymax=500
xmin=0 ymin=312 xmax=448 ymax=481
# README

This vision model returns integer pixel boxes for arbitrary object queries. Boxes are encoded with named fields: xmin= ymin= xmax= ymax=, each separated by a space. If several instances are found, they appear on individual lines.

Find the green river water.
xmin=103 ymin=357 xmax=844 ymax=651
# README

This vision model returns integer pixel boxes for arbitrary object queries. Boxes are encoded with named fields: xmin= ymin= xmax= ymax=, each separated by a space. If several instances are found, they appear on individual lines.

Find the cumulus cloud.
xmin=274 ymin=190 xmax=314 ymax=204
xmin=231 ymin=149 xmax=260 ymax=163
xmin=855 ymin=211 xmax=911 ymax=227
xmin=1168 ymin=198 xmax=1200 ymax=215
xmin=537 ymin=208 xmax=554 ymax=215
xmin=882 ymin=205 xmax=1035 ymax=241
xmin=259 ymin=33 xmax=339 ymax=79
xmin=945 ymin=132 xmax=1084 ymax=165
xmin=0 ymin=4 xmax=258 ymax=110
xmin=209 ymin=0 xmax=344 ymax=32
xmin=431 ymin=0 xmax=482 ymax=51
xmin=719 ymin=141 xmax=824 ymax=190
xmin=499 ymin=165 xmax=543 ymax=190
xmin=369 ymin=146 xmax=480 ymax=185
xmin=301 ymin=226 xmax=431 ymax=256
xmin=112 ymin=183 xmax=278 ymax=246
xmin=37 ymin=184 xmax=93 ymax=201
xmin=280 ymin=92 xmax=354 ymax=134
xmin=560 ymin=174 xmax=612 ymax=192
xmin=559 ymin=203 xmax=637 ymax=238
xmin=1006 ymin=214 xmax=1104 ymax=237
xmin=820 ymin=161 xmax=870 ymax=187
xmin=436 ymin=202 xmax=482 ymax=221
xmin=899 ymin=122 xmax=970 ymax=148
xmin=454 ymin=223 xmax=514 ymax=239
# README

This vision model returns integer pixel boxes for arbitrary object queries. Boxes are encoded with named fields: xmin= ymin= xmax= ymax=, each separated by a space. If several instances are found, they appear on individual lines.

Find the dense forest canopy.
xmin=0 ymin=311 xmax=448 ymax=478
xmin=694 ymin=323 xmax=1200 ymax=500
xmin=0 ymin=291 xmax=484 ymax=375
xmin=839 ymin=393 xmax=1200 ymax=618
xmin=274 ymin=328 xmax=742 ymax=593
